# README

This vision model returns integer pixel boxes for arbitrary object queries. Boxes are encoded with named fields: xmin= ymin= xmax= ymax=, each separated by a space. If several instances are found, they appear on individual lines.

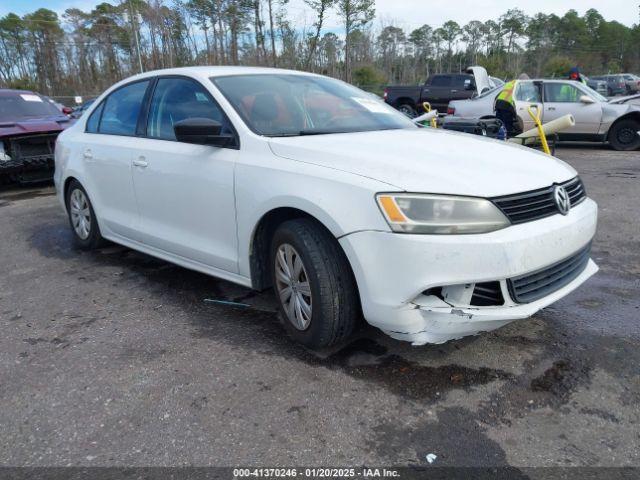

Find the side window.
xmin=430 ymin=75 xmax=451 ymax=87
xmin=544 ymin=83 xmax=581 ymax=103
xmin=515 ymin=82 xmax=541 ymax=103
xmin=98 ymin=80 xmax=150 ymax=136
xmin=85 ymin=101 xmax=104 ymax=133
xmin=147 ymin=77 xmax=224 ymax=141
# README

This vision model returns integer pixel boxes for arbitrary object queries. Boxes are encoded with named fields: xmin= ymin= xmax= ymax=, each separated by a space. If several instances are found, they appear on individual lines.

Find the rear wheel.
xmin=270 ymin=219 xmax=360 ymax=349
xmin=397 ymin=103 xmax=417 ymax=118
xmin=608 ymin=119 xmax=640 ymax=151
xmin=65 ymin=180 xmax=105 ymax=250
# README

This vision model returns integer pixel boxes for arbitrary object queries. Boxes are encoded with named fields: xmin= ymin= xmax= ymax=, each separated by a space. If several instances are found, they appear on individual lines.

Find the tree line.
xmin=0 ymin=1 xmax=638 ymax=99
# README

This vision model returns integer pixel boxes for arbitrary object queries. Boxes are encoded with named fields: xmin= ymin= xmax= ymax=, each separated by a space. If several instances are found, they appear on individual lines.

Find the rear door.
xmin=513 ymin=81 xmax=543 ymax=133
xmin=129 ymin=76 xmax=239 ymax=272
xmin=542 ymin=82 xmax=602 ymax=135
xmin=81 ymin=80 xmax=151 ymax=240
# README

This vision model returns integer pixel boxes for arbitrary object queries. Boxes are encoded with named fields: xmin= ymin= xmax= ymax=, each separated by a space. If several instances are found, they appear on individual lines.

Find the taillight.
xmin=447 ymin=106 xmax=455 ymax=115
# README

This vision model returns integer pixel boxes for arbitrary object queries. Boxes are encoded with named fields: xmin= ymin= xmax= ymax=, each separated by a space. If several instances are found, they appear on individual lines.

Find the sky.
xmin=1 ymin=0 xmax=637 ymax=30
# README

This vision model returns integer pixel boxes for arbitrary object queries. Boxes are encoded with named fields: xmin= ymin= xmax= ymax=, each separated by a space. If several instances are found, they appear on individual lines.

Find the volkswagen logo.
xmin=554 ymin=186 xmax=571 ymax=215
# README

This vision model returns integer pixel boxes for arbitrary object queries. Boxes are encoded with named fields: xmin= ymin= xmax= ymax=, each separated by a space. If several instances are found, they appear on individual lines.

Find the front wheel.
xmin=270 ymin=219 xmax=360 ymax=349
xmin=65 ymin=180 xmax=105 ymax=249
xmin=608 ymin=119 xmax=640 ymax=151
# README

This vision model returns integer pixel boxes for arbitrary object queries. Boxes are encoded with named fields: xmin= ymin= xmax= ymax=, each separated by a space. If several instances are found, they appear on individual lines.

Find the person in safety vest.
xmin=569 ymin=66 xmax=587 ymax=85
xmin=494 ymin=80 xmax=521 ymax=137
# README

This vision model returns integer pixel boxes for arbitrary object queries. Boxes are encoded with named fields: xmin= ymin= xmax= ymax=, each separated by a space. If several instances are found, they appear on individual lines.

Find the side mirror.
xmin=579 ymin=95 xmax=595 ymax=104
xmin=173 ymin=117 xmax=234 ymax=146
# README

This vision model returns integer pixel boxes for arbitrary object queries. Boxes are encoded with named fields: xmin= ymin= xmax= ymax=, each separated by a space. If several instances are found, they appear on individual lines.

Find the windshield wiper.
xmin=267 ymin=130 xmax=340 ymax=137
xmin=267 ymin=128 xmax=404 ymax=138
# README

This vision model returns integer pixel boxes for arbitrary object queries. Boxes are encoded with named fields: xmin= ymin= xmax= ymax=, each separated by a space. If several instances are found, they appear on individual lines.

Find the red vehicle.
xmin=0 ymin=89 xmax=74 ymax=184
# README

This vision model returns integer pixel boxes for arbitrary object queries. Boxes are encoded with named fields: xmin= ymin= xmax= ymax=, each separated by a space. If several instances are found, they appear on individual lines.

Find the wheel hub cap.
xmin=275 ymin=244 xmax=312 ymax=331
xmin=69 ymin=189 xmax=91 ymax=240
xmin=618 ymin=127 xmax=636 ymax=144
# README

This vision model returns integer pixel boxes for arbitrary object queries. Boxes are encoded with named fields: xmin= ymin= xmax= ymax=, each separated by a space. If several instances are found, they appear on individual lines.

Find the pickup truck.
xmin=384 ymin=66 xmax=492 ymax=117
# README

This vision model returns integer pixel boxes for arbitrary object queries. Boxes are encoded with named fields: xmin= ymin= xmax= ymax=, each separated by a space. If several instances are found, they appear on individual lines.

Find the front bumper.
xmin=339 ymin=198 xmax=599 ymax=345
xmin=0 ymin=134 xmax=58 ymax=183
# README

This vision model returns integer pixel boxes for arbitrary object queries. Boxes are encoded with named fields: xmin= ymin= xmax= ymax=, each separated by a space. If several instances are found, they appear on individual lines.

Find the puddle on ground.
xmin=0 ymin=188 xmax=55 ymax=202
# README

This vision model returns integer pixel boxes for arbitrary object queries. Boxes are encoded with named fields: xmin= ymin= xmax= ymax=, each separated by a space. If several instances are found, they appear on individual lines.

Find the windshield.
xmin=581 ymin=85 xmax=608 ymax=102
xmin=211 ymin=74 xmax=416 ymax=137
xmin=0 ymin=92 xmax=62 ymax=122
xmin=475 ymin=85 xmax=502 ymax=99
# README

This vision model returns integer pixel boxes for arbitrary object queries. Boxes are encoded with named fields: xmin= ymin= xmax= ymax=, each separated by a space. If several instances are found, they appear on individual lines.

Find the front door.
xmin=542 ymin=82 xmax=602 ymax=135
xmin=130 ymin=76 xmax=239 ymax=273
xmin=513 ymin=81 xmax=543 ymax=133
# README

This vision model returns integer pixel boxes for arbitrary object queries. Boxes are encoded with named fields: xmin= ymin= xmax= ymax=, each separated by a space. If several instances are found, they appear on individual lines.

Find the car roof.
xmin=124 ymin=66 xmax=320 ymax=82
xmin=0 ymin=88 xmax=38 ymax=96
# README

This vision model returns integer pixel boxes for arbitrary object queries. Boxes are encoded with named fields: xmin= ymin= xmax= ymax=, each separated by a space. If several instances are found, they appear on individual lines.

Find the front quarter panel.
xmin=599 ymin=103 xmax=634 ymax=134
xmin=235 ymin=140 xmax=394 ymax=280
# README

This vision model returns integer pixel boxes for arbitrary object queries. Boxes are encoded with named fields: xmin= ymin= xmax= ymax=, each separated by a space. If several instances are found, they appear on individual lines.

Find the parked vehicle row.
xmin=447 ymin=79 xmax=640 ymax=151
xmin=622 ymin=74 xmax=640 ymax=94
xmin=591 ymin=74 xmax=629 ymax=96
xmin=383 ymin=66 xmax=495 ymax=116
xmin=55 ymin=66 xmax=598 ymax=349
xmin=582 ymin=76 xmax=608 ymax=97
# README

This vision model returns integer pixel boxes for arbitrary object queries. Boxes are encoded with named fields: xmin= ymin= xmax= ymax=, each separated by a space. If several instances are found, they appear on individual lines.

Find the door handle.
xmin=83 ymin=149 xmax=93 ymax=160
xmin=451 ymin=89 xmax=458 ymax=93
xmin=133 ymin=157 xmax=148 ymax=168
xmin=548 ymin=107 xmax=556 ymax=111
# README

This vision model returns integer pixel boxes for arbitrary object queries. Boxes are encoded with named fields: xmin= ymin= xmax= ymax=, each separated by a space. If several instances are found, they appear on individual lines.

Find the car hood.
xmin=0 ymin=115 xmax=73 ymax=138
xmin=609 ymin=93 xmax=640 ymax=104
xmin=268 ymin=128 xmax=577 ymax=197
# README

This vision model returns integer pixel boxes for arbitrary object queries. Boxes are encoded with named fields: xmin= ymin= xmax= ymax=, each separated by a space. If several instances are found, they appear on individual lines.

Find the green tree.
xmin=337 ymin=0 xmax=374 ymax=81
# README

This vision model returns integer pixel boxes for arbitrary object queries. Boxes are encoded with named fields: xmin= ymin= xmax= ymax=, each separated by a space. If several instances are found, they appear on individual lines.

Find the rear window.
xmin=430 ymin=75 xmax=451 ymax=87
xmin=86 ymin=102 xmax=104 ymax=133
xmin=98 ymin=81 xmax=149 ymax=136
xmin=0 ymin=92 xmax=62 ymax=122
xmin=452 ymin=75 xmax=472 ymax=88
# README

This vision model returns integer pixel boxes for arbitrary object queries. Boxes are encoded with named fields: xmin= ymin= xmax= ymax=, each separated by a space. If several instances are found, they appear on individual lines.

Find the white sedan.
xmin=54 ymin=67 xmax=598 ymax=347
xmin=448 ymin=79 xmax=640 ymax=151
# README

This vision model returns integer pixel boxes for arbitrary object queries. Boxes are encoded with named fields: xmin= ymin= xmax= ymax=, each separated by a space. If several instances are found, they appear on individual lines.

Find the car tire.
xmin=65 ymin=180 xmax=105 ymax=250
xmin=608 ymin=119 xmax=640 ymax=151
xmin=398 ymin=103 xmax=417 ymax=118
xmin=270 ymin=218 xmax=360 ymax=349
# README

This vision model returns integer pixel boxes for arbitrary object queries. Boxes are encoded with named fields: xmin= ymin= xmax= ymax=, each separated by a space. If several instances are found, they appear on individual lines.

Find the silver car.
xmin=448 ymin=79 xmax=640 ymax=150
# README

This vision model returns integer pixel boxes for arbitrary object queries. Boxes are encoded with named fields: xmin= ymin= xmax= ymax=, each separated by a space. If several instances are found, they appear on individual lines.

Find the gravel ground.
xmin=0 ymin=145 xmax=638 ymax=473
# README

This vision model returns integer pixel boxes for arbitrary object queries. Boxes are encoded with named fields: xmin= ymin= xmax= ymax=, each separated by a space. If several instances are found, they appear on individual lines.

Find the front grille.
xmin=8 ymin=134 xmax=57 ymax=161
xmin=507 ymin=243 xmax=591 ymax=304
xmin=470 ymin=282 xmax=504 ymax=306
xmin=491 ymin=177 xmax=587 ymax=225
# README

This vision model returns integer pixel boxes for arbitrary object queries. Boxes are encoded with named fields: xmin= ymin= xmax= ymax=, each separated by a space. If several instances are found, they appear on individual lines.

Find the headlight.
xmin=376 ymin=193 xmax=510 ymax=234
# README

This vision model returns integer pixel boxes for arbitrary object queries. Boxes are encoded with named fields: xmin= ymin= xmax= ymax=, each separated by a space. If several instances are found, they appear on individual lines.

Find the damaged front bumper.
xmin=339 ymin=198 xmax=599 ymax=345
xmin=0 ymin=134 xmax=58 ymax=183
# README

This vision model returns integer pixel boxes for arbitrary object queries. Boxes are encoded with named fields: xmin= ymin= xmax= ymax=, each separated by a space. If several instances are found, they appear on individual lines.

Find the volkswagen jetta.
xmin=54 ymin=67 xmax=598 ymax=348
